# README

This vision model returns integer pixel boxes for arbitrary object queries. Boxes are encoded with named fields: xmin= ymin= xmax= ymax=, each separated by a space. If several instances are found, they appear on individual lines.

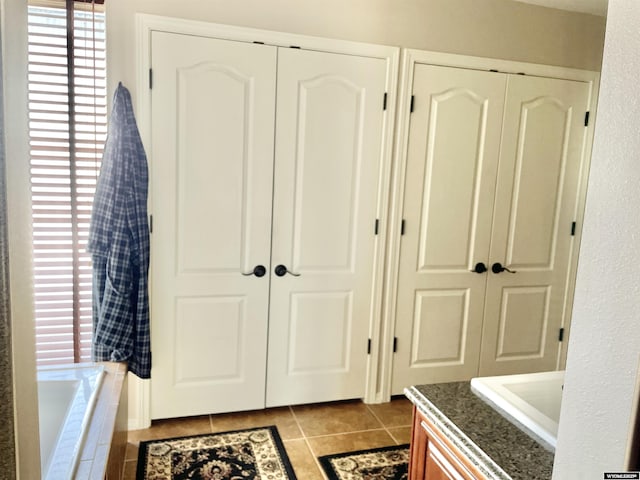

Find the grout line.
xmin=289 ymin=405 xmax=329 ymax=479
xmin=365 ymin=403 xmax=398 ymax=444
xmin=304 ymin=427 xmax=390 ymax=440
xmin=122 ymin=458 xmax=131 ymax=478
xmin=365 ymin=402 xmax=412 ymax=445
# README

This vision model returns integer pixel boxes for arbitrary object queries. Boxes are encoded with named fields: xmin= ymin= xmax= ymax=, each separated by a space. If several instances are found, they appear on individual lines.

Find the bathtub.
xmin=38 ymin=363 xmax=105 ymax=479
xmin=470 ymin=370 xmax=564 ymax=450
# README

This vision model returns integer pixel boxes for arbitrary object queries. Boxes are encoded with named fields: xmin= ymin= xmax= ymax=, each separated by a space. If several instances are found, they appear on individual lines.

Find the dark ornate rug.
xmin=136 ymin=425 xmax=297 ymax=479
xmin=319 ymin=444 xmax=410 ymax=480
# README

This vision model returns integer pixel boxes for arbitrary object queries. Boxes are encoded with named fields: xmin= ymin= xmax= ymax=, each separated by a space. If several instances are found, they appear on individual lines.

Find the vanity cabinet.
xmin=410 ymin=406 xmax=485 ymax=480
xmin=392 ymin=52 xmax=595 ymax=391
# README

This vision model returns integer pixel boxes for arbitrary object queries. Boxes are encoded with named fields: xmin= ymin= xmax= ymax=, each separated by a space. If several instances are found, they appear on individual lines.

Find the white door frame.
xmin=380 ymin=49 xmax=600 ymax=403
xmin=132 ymin=14 xmax=399 ymax=429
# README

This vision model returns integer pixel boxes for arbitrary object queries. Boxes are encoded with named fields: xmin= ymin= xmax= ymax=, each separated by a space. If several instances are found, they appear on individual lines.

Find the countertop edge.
xmin=405 ymin=385 xmax=512 ymax=480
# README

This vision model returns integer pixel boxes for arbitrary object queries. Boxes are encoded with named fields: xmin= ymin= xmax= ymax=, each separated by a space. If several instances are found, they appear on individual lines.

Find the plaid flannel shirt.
xmin=87 ymin=83 xmax=151 ymax=378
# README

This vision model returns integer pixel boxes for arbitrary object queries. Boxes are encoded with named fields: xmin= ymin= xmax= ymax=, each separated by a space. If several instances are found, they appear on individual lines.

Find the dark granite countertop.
xmin=405 ymin=382 xmax=554 ymax=480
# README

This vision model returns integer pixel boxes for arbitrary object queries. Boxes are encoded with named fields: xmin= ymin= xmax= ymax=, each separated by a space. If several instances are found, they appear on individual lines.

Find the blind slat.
xmin=29 ymin=2 xmax=105 ymax=366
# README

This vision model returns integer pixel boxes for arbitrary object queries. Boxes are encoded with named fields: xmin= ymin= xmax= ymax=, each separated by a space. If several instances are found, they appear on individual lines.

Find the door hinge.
xmin=149 ymin=68 xmax=153 ymax=89
xmin=410 ymin=95 xmax=415 ymax=113
xmin=559 ymin=327 xmax=565 ymax=342
xmin=584 ymin=111 xmax=590 ymax=126
xmin=383 ymin=92 xmax=388 ymax=111
xmin=375 ymin=219 xmax=379 ymax=235
xmin=401 ymin=219 xmax=406 ymax=235
xmin=571 ymin=221 xmax=576 ymax=236
xmin=393 ymin=337 xmax=398 ymax=353
xmin=367 ymin=339 xmax=372 ymax=354
xmin=149 ymin=214 xmax=153 ymax=233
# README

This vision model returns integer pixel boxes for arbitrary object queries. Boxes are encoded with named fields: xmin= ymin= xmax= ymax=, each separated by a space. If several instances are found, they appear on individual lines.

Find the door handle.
xmin=274 ymin=264 xmax=301 ymax=277
xmin=471 ymin=262 xmax=487 ymax=274
xmin=242 ymin=265 xmax=267 ymax=277
xmin=491 ymin=262 xmax=516 ymax=274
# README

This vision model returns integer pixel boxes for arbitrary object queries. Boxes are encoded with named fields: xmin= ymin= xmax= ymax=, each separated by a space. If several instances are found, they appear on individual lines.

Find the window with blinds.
xmin=28 ymin=0 xmax=106 ymax=365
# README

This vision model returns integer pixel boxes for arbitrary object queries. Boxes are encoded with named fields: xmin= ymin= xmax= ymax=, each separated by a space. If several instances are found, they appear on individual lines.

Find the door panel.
xmin=480 ymin=75 xmax=590 ymax=375
xmin=176 ymin=63 xmax=257 ymax=273
xmin=504 ymin=97 xmax=569 ymax=268
xmin=267 ymin=48 xmax=386 ymax=406
xmin=411 ymin=289 xmax=470 ymax=365
xmin=495 ymin=286 xmax=549 ymax=359
xmin=174 ymin=297 xmax=245 ymax=382
xmin=287 ymin=292 xmax=353 ymax=373
xmin=150 ymin=32 xmax=277 ymax=418
xmin=418 ymin=87 xmax=498 ymax=270
xmin=392 ymin=65 xmax=507 ymax=392
xmin=291 ymin=75 xmax=363 ymax=271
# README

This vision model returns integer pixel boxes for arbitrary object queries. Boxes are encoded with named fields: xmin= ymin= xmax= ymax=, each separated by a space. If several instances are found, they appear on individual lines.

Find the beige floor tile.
xmin=292 ymin=400 xmax=382 ymax=437
xmin=388 ymin=426 xmax=413 ymax=445
xmin=209 ymin=406 xmax=303 ymax=440
xmin=367 ymin=397 xmax=414 ymax=427
xmin=125 ymin=400 xmax=413 ymax=477
xmin=122 ymin=459 xmax=137 ymax=480
xmin=125 ymin=441 xmax=138 ymax=461
xmin=127 ymin=415 xmax=212 ymax=446
xmin=283 ymin=439 xmax=325 ymax=480
xmin=307 ymin=429 xmax=396 ymax=457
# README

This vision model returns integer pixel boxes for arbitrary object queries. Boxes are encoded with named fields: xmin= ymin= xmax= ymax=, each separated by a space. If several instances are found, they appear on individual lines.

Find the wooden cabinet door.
xmin=266 ymin=47 xmax=387 ymax=407
xmin=425 ymin=441 xmax=470 ymax=480
xmin=392 ymin=65 xmax=506 ymax=392
xmin=409 ymin=407 xmax=484 ymax=480
xmin=149 ymin=32 xmax=277 ymax=418
xmin=479 ymin=75 xmax=590 ymax=376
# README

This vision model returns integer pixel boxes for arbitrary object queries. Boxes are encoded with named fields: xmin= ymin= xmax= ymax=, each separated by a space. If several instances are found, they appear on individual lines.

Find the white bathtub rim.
xmin=37 ymin=363 xmax=106 ymax=480
xmin=470 ymin=370 xmax=564 ymax=451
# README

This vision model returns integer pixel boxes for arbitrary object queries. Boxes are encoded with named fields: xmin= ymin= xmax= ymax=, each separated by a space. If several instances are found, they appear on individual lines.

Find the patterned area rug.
xmin=319 ymin=444 xmax=410 ymax=480
xmin=136 ymin=426 xmax=297 ymax=479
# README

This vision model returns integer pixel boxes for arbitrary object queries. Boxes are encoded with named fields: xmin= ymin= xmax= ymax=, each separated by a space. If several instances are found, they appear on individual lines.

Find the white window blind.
xmin=28 ymin=0 xmax=106 ymax=365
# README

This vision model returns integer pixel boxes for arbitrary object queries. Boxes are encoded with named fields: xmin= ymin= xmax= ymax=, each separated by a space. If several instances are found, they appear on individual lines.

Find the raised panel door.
xmin=392 ymin=65 xmax=506 ymax=392
xmin=266 ymin=48 xmax=387 ymax=406
xmin=149 ymin=32 xmax=277 ymax=418
xmin=479 ymin=75 xmax=590 ymax=375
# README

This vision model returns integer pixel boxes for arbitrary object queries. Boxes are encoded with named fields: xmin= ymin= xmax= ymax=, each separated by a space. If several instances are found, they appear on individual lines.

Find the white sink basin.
xmin=470 ymin=370 xmax=564 ymax=450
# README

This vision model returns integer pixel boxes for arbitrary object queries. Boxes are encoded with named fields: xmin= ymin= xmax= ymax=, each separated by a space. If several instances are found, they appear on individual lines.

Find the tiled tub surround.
xmin=39 ymin=361 xmax=127 ymax=479
xmin=405 ymin=382 xmax=554 ymax=480
xmin=38 ymin=364 xmax=105 ymax=479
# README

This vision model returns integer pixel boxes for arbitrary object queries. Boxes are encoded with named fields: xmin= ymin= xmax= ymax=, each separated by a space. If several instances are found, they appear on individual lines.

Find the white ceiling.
xmin=512 ymin=0 xmax=608 ymax=16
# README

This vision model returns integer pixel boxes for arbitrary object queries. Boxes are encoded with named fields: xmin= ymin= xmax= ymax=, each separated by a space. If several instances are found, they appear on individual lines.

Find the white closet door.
xmin=391 ymin=65 xmax=507 ymax=393
xmin=266 ymin=48 xmax=387 ymax=406
xmin=479 ymin=75 xmax=590 ymax=376
xmin=149 ymin=32 xmax=277 ymax=419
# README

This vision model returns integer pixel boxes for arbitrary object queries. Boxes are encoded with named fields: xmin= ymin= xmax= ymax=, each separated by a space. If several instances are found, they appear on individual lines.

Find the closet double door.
xmin=149 ymin=32 xmax=387 ymax=419
xmin=392 ymin=64 xmax=590 ymax=392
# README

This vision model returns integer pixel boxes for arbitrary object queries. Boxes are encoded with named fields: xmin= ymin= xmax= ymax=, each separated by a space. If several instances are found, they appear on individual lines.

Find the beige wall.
xmin=107 ymin=0 xmax=605 ymax=99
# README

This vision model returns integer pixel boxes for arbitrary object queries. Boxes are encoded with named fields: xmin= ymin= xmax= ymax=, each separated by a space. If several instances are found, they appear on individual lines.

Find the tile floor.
xmin=124 ymin=396 xmax=414 ymax=479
